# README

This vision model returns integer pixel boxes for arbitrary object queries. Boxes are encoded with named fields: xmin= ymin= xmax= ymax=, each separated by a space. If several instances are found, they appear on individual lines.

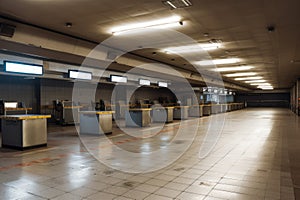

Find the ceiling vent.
xmin=0 ymin=23 xmax=16 ymax=38
xmin=162 ymin=0 xmax=192 ymax=9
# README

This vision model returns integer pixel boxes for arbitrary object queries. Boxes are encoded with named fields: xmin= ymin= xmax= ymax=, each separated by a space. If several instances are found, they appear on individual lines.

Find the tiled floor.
xmin=0 ymin=108 xmax=299 ymax=200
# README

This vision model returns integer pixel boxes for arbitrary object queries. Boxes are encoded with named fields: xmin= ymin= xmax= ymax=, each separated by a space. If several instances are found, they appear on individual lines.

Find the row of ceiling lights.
xmin=108 ymin=14 xmax=273 ymax=90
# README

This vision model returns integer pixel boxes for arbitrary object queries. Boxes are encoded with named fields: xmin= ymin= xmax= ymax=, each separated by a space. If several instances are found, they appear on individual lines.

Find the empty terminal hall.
xmin=0 ymin=0 xmax=300 ymax=200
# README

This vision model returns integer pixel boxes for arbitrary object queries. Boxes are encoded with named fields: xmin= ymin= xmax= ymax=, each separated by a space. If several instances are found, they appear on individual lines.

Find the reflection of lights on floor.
xmin=160 ymin=135 xmax=171 ymax=141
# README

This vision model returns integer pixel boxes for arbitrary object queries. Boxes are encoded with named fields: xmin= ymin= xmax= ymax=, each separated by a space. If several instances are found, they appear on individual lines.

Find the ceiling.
xmin=1 ymin=0 xmax=300 ymax=89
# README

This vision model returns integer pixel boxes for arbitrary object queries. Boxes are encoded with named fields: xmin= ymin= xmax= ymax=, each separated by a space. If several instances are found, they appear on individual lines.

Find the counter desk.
xmin=202 ymin=105 xmax=211 ymax=116
xmin=61 ymin=105 xmax=82 ymax=125
xmin=189 ymin=105 xmax=203 ymax=117
xmin=211 ymin=104 xmax=222 ymax=114
xmin=152 ymin=107 xmax=174 ymax=123
xmin=125 ymin=108 xmax=151 ymax=127
xmin=0 ymin=114 xmax=51 ymax=150
xmin=79 ymin=111 xmax=114 ymax=135
xmin=173 ymin=106 xmax=189 ymax=120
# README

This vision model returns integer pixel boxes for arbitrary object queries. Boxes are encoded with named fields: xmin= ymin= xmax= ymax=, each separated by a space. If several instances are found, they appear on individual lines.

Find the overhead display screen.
xmin=110 ymin=75 xmax=127 ymax=83
xmin=68 ymin=70 xmax=92 ymax=80
xmin=158 ymin=81 xmax=168 ymax=87
xmin=139 ymin=79 xmax=151 ymax=86
xmin=4 ymin=61 xmax=43 ymax=76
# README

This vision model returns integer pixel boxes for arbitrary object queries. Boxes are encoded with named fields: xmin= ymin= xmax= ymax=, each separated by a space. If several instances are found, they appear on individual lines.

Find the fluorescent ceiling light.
xmin=225 ymin=72 xmax=257 ymax=77
xmin=111 ymin=15 xmax=182 ymax=35
xmin=166 ymin=1 xmax=177 ymax=8
xmin=254 ymin=83 xmax=272 ymax=86
xmin=258 ymin=85 xmax=273 ymax=90
xmin=234 ymin=76 xmax=263 ymax=81
xmin=245 ymin=80 xmax=266 ymax=83
xmin=164 ymin=43 xmax=221 ymax=53
xmin=213 ymin=66 xmax=254 ymax=72
xmin=196 ymin=58 xmax=240 ymax=66
xmin=162 ymin=0 xmax=192 ymax=9
xmin=182 ymin=0 xmax=192 ymax=6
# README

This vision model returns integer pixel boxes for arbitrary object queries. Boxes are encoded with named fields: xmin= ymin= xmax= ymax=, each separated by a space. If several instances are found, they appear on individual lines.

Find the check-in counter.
xmin=173 ymin=106 xmax=189 ymax=120
xmin=211 ymin=104 xmax=221 ymax=114
xmin=227 ymin=104 xmax=233 ymax=112
xmin=231 ymin=103 xmax=236 ymax=111
xmin=202 ymin=105 xmax=211 ymax=116
xmin=189 ymin=105 xmax=203 ymax=117
xmin=63 ymin=106 xmax=82 ymax=124
xmin=79 ymin=111 xmax=114 ymax=135
xmin=125 ymin=108 xmax=151 ymax=127
xmin=220 ymin=104 xmax=227 ymax=113
xmin=0 ymin=115 xmax=51 ymax=150
xmin=152 ymin=107 xmax=174 ymax=123
xmin=238 ymin=103 xmax=244 ymax=109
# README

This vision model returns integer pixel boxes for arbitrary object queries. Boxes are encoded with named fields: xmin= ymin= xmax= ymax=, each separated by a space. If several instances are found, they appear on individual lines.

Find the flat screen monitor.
xmin=158 ymin=81 xmax=168 ymax=87
xmin=68 ymin=70 xmax=92 ymax=80
xmin=139 ymin=79 xmax=150 ymax=86
xmin=110 ymin=75 xmax=127 ymax=83
xmin=4 ymin=61 xmax=43 ymax=76
xmin=4 ymin=102 xmax=18 ymax=108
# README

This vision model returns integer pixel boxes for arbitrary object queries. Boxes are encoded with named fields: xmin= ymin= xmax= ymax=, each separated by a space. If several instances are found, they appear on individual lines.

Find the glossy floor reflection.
xmin=0 ymin=108 xmax=299 ymax=200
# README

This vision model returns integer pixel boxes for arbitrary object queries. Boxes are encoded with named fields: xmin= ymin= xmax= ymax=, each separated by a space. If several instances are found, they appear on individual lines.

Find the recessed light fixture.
xmin=196 ymin=58 xmax=240 ymax=66
xmin=225 ymin=72 xmax=257 ymax=77
xmin=234 ymin=76 xmax=263 ymax=81
xmin=65 ymin=22 xmax=72 ymax=28
xmin=111 ymin=15 xmax=183 ymax=35
xmin=213 ymin=66 xmax=254 ymax=72
xmin=245 ymin=80 xmax=266 ymax=83
xmin=164 ymin=43 xmax=221 ymax=53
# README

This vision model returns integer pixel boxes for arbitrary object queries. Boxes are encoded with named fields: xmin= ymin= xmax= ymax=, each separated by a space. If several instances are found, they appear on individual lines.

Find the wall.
xmin=0 ymin=75 xmax=39 ymax=112
xmin=40 ymin=79 xmax=117 ymax=114
xmin=130 ymin=86 xmax=176 ymax=104
xmin=236 ymin=92 xmax=290 ymax=108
